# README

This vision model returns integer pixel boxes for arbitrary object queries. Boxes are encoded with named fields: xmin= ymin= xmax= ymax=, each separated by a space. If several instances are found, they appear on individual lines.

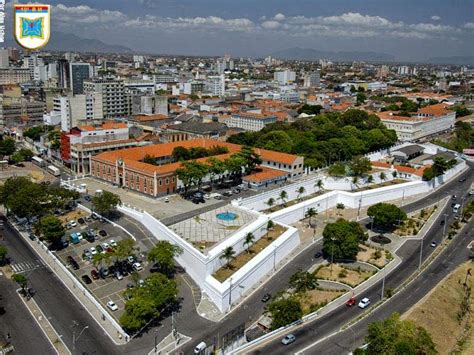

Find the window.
xmin=172 ymin=176 xmax=175 ymax=183
xmin=165 ymin=177 xmax=169 ymax=185
xmin=159 ymin=178 xmax=162 ymax=186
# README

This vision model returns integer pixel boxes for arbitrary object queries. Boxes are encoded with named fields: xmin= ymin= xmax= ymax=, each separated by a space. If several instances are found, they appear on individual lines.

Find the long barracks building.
xmin=90 ymin=139 xmax=304 ymax=197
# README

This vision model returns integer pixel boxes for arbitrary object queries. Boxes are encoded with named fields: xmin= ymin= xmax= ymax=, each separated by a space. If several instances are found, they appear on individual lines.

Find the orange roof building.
xmin=90 ymin=139 xmax=304 ymax=197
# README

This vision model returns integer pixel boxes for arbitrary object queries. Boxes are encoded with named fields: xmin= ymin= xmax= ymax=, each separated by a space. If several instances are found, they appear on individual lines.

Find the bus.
xmin=32 ymin=156 xmax=45 ymax=167
xmin=47 ymin=165 xmax=61 ymax=176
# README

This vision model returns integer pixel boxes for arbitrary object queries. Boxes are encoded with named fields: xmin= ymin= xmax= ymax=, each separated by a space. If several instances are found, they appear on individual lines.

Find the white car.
xmin=281 ymin=334 xmax=296 ymax=345
xmin=109 ymin=239 xmax=118 ymax=248
xmin=70 ymin=221 xmax=77 ymax=228
xmin=90 ymin=247 xmax=97 ymax=255
xmin=76 ymin=232 xmax=83 ymax=240
xmin=101 ymin=242 xmax=110 ymax=250
xmin=203 ymin=194 xmax=211 ymax=200
xmin=127 ymin=256 xmax=135 ymax=264
xmin=358 ymin=297 xmax=371 ymax=309
xmin=133 ymin=262 xmax=143 ymax=271
xmin=107 ymin=301 xmax=118 ymax=311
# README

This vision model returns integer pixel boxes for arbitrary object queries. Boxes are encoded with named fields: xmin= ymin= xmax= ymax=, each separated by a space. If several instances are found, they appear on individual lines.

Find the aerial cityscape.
xmin=0 ymin=1 xmax=473 ymax=355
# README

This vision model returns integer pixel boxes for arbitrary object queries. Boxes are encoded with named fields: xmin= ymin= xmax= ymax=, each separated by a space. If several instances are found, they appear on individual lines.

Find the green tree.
xmin=297 ymin=104 xmax=323 ymax=116
xmin=328 ymin=162 xmax=346 ymax=177
xmin=279 ymin=190 xmax=288 ymax=206
xmin=350 ymin=156 xmax=371 ymax=176
xmin=172 ymin=146 xmax=190 ymax=161
xmin=267 ymin=296 xmax=303 ymax=330
xmin=365 ymin=313 xmax=437 ymax=355
xmin=356 ymin=92 xmax=367 ymax=104
xmin=296 ymin=186 xmax=305 ymax=201
xmin=267 ymin=220 xmax=275 ymax=231
xmin=0 ymin=245 xmax=7 ymax=265
xmin=220 ymin=246 xmax=235 ymax=269
xmin=147 ymin=241 xmax=183 ymax=276
xmin=0 ymin=137 xmax=16 ymax=157
xmin=266 ymin=197 xmax=275 ymax=211
xmin=379 ymin=172 xmax=387 ymax=182
xmin=256 ymin=131 xmax=293 ymax=153
xmin=336 ymin=203 xmax=345 ymax=215
xmin=367 ymin=174 xmax=374 ymax=184
xmin=143 ymin=154 xmax=157 ymax=165
xmin=322 ymin=219 xmax=367 ymax=260
xmin=12 ymin=273 xmax=28 ymax=292
xmin=315 ymin=179 xmax=324 ymax=192
xmin=207 ymin=156 xmax=226 ymax=183
xmin=38 ymin=215 xmax=65 ymax=245
xmin=367 ymin=203 xmax=407 ymax=230
xmin=289 ymin=269 xmax=318 ymax=293
xmin=92 ymin=190 xmax=121 ymax=216
xmin=305 ymin=207 xmax=317 ymax=226
xmin=243 ymin=232 xmax=255 ymax=253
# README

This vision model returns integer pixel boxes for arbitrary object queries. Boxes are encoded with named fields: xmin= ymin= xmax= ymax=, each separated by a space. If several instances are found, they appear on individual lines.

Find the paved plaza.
xmin=169 ymin=205 xmax=257 ymax=251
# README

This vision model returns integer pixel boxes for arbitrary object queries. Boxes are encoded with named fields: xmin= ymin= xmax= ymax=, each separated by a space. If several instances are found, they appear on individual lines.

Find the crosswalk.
xmin=10 ymin=259 xmax=46 ymax=273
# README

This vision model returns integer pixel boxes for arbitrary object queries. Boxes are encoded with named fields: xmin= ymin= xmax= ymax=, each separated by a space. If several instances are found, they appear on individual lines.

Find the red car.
xmin=345 ymin=297 xmax=356 ymax=307
xmin=90 ymin=269 xmax=99 ymax=280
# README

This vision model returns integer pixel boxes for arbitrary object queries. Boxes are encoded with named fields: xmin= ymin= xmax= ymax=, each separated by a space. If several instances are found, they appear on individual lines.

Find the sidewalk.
xmin=17 ymin=290 xmax=71 ymax=355
xmin=147 ymin=331 xmax=191 ymax=355
xmin=8 ymin=220 xmax=128 ymax=345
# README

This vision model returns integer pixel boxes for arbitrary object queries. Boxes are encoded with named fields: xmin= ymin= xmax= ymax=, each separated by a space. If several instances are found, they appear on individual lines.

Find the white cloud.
xmin=274 ymin=13 xmax=286 ymax=21
xmin=464 ymin=22 xmax=474 ymax=29
xmin=431 ymin=15 xmax=441 ymax=21
xmin=262 ymin=20 xmax=281 ymax=29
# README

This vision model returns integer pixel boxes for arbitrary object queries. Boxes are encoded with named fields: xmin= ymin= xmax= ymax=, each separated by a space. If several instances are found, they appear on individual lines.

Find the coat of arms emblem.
xmin=14 ymin=4 xmax=51 ymax=50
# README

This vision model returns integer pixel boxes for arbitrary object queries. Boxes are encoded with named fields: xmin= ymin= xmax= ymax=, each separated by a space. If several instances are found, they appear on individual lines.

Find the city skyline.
xmin=5 ymin=0 xmax=474 ymax=61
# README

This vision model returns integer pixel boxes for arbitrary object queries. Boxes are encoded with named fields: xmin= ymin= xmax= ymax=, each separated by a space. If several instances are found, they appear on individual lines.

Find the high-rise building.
xmin=0 ymin=49 xmax=9 ymax=67
xmin=69 ymin=62 xmax=90 ymax=95
xmin=83 ymin=77 xmax=126 ymax=118
xmin=58 ymin=59 xmax=70 ymax=90
xmin=206 ymin=74 xmax=225 ymax=97
xmin=0 ymin=68 xmax=31 ymax=84
xmin=55 ymin=94 xmax=104 ymax=132
xmin=303 ymin=70 xmax=321 ymax=87
xmin=274 ymin=70 xmax=296 ymax=85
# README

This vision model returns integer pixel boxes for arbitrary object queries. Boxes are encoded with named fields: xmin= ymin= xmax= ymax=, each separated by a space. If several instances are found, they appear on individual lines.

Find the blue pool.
xmin=216 ymin=212 xmax=238 ymax=221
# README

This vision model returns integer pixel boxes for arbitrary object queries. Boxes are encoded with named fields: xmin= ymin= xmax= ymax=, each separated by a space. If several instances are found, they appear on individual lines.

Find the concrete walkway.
xmin=9 ymin=221 xmax=128 ymax=345
xmin=17 ymin=290 xmax=71 ymax=355
xmin=147 ymin=331 xmax=191 ymax=355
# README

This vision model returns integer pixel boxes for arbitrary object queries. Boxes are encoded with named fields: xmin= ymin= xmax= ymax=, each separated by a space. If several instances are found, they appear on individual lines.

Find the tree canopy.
xmin=38 ymin=215 xmax=65 ymax=245
xmin=267 ymin=296 xmax=303 ymax=330
xmin=367 ymin=203 xmax=407 ymax=230
xmin=322 ymin=219 xmax=367 ymax=260
xmin=92 ymin=191 xmax=121 ymax=216
xmin=364 ymin=313 xmax=436 ymax=355
xmin=147 ymin=241 xmax=183 ymax=277
xmin=228 ymin=109 xmax=397 ymax=168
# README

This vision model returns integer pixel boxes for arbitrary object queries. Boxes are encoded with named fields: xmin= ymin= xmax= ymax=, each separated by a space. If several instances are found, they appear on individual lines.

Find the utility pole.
xmin=71 ymin=321 xmax=88 ymax=355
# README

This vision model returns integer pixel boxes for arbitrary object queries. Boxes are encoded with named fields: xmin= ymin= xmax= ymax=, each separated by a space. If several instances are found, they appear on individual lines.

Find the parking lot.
xmin=55 ymin=209 xmax=151 ymax=321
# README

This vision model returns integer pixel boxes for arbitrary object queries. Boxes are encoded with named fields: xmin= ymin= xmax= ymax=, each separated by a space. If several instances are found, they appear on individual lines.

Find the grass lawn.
xmin=403 ymin=261 xmax=473 ymax=354
xmin=357 ymin=244 xmax=389 ymax=268
xmin=315 ymin=263 xmax=375 ymax=287
xmin=212 ymin=224 xmax=287 ymax=282
xmin=395 ymin=205 xmax=437 ymax=236
xmin=297 ymin=288 xmax=346 ymax=314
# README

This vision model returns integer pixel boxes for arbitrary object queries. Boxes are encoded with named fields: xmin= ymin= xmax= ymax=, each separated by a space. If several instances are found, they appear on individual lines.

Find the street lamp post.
xmin=71 ymin=322 xmax=89 ymax=355
xmin=418 ymin=237 xmax=424 ymax=270
xmin=442 ymin=213 xmax=448 ymax=240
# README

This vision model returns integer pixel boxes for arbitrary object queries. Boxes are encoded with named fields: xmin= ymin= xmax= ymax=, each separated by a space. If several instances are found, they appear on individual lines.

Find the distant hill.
xmin=269 ymin=47 xmax=395 ymax=62
xmin=6 ymin=31 xmax=133 ymax=54
xmin=426 ymin=56 xmax=474 ymax=65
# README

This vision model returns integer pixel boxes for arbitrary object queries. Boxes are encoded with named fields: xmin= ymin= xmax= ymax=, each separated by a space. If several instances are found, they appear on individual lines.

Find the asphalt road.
xmin=0 ymin=275 xmax=54 ymax=354
xmin=246 ymin=165 xmax=473 ymax=355
xmin=300 ymin=218 xmax=473 ymax=355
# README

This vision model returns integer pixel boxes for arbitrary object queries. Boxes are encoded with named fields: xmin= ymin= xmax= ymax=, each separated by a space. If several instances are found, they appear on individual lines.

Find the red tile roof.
xmin=243 ymin=166 xmax=287 ymax=182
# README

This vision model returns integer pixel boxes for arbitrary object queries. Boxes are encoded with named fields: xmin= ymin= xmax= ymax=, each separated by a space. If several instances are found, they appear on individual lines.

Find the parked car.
xmin=281 ymin=334 xmax=296 ymax=345
xmin=164 ymin=197 xmax=170 ymax=203
xmin=67 ymin=256 xmax=79 ymax=270
xmin=109 ymin=239 xmax=118 ymax=248
xmin=96 ymin=245 xmax=104 ymax=254
xmin=83 ymin=249 xmax=92 ymax=260
xmin=76 ymin=232 xmax=83 ymax=240
xmin=85 ymin=216 xmax=92 ymax=223
xmin=126 ymin=283 xmax=134 ymax=289
xmin=91 ymin=213 xmax=99 ymax=220
xmin=452 ymin=195 xmax=457 ymax=200
xmin=99 ymin=267 xmax=109 ymax=278
xmin=358 ymin=297 xmax=370 ymax=309
xmin=459 ymin=178 xmax=466 ymax=182
xmin=101 ymin=242 xmax=110 ymax=250
xmin=85 ymin=232 xmax=95 ymax=243
xmin=261 ymin=293 xmax=271 ymax=302
xmin=28 ymin=233 xmax=36 ymax=241
xmin=98 ymin=230 xmax=107 ymax=237
xmin=77 ymin=218 xmax=85 ymax=224
xmin=91 ymin=269 xmax=99 ymax=280
xmin=127 ymin=256 xmax=136 ymax=264
xmin=81 ymin=275 xmax=92 ymax=284
xmin=84 ymin=195 xmax=91 ymax=202
xmin=133 ymin=262 xmax=143 ymax=271
xmin=194 ymin=342 xmax=207 ymax=354
xmin=107 ymin=301 xmax=118 ymax=311
xmin=314 ymin=251 xmax=323 ymax=258
xmin=223 ymin=191 xmax=233 ymax=197
xmin=90 ymin=247 xmax=97 ymax=256
xmin=430 ymin=241 xmax=437 ymax=247
xmin=115 ymin=271 xmax=123 ymax=280
xmin=70 ymin=221 xmax=77 ymax=227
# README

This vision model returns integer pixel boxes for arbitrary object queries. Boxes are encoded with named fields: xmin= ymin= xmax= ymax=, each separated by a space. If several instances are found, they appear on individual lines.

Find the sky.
xmin=10 ymin=1 xmax=474 ymax=60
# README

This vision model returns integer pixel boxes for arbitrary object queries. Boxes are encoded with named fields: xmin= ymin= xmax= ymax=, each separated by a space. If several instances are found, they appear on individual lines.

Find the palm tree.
xmin=305 ymin=207 xmax=317 ymax=227
xmin=380 ymin=172 xmax=387 ymax=182
xmin=351 ymin=176 xmax=359 ymax=191
xmin=279 ymin=190 xmax=288 ymax=206
xmin=315 ymin=179 xmax=324 ymax=192
xmin=392 ymin=171 xmax=397 ymax=178
xmin=266 ymin=197 xmax=275 ymax=211
xmin=367 ymin=174 xmax=374 ymax=184
xmin=296 ymin=186 xmax=305 ymax=201
xmin=267 ymin=219 xmax=274 ymax=232
xmin=243 ymin=232 xmax=255 ymax=253
xmin=220 ymin=246 xmax=235 ymax=269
